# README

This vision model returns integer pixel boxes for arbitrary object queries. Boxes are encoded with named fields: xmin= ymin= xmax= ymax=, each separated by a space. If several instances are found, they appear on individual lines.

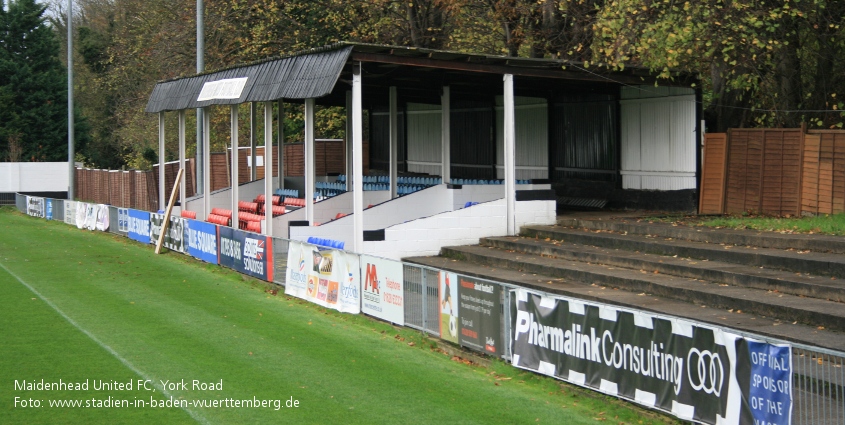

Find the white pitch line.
xmin=0 ymin=261 xmax=210 ymax=425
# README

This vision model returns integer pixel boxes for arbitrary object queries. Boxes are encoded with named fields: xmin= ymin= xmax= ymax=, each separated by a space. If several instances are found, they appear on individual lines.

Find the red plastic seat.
xmin=181 ymin=210 xmax=197 ymax=219
xmin=211 ymin=208 xmax=232 ymax=218
xmin=245 ymin=221 xmax=261 ymax=233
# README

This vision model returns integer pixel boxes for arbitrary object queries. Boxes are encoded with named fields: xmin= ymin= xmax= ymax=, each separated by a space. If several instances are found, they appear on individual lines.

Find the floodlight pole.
xmin=67 ymin=0 xmax=74 ymax=200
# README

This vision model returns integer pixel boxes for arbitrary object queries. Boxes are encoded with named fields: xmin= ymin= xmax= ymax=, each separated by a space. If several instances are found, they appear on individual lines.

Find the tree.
xmin=593 ymin=0 xmax=845 ymax=131
xmin=0 ymin=0 xmax=88 ymax=162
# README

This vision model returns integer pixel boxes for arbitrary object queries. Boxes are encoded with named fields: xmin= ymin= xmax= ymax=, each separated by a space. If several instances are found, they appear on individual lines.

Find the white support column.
xmin=389 ymin=86 xmax=398 ymax=198
xmin=178 ymin=110 xmax=186 ymax=209
xmin=352 ymin=64 xmax=364 ymax=252
xmin=304 ymin=98 xmax=316 ymax=225
xmin=250 ymin=102 xmax=257 ymax=181
xmin=264 ymin=101 xmax=273 ymax=236
xmin=345 ymin=91 xmax=353 ymax=191
xmin=278 ymin=100 xmax=285 ymax=189
xmin=503 ymin=75 xmax=516 ymax=236
xmin=441 ymin=86 xmax=451 ymax=183
xmin=230 ymin=105 xmax=239 ymax=230
xmin=158 ymin=112 xmax=166 ymax=211
xmin=202 ymin=107 xmax=211 ymax=219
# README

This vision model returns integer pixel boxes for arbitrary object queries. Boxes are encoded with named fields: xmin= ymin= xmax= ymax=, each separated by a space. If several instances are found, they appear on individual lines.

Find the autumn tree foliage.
xmin=51 ymin=0 xmax=845 ymax=168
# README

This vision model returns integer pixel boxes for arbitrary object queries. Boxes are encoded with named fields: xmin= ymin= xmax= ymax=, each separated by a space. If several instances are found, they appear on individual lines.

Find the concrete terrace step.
xmin=481 ymin=236 xmax=845 ymax=302
xmin=521 ymin=225 xmax=845 ymax=279
xmin=556 ymin=217 xmax=845 ymax=254
xmin=438 ymin=244 xmax=845 ymax=333
xmin=405 ymin=254 xmax=845 ymax=352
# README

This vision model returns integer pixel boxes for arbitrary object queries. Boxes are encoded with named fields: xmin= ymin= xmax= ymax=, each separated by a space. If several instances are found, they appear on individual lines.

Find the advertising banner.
xmin=95 ymin=204 xmax=109 ymax=231
xmin=360 ymin=255 xmax=404 ymax=325
xmin=439 ymin=271 xmax=459 ymax=344
xmin=117 ymin=208 xmax=129 ymax=233
xmin=510 ymin=288 xmax=742 ymax=425
xmin=284 ymin=240 xmax=361 ymax=314
xmin=45 ymin=199 xmax=53 ymax=220
xmin=127 ymin=209 xmax=152 ymax=244
xmin=218 ymin=226 xmax=273 ymax=281
xmin=185 ymin=219 xmax=218 ymax=264
xmin=151 ymin=213 xmax=186 ymax=253
xmin=735 ymin=339 xmax=793 ymax=425
xmin=75 ymin=202 xmax=86 ymax=229
xmin=64 ymin=201 xmax=77 ymax=226
xmin=456 ymin=275 xmax=502 ymax=356
xmin=26 ymin=196 xmax=45 ymax=218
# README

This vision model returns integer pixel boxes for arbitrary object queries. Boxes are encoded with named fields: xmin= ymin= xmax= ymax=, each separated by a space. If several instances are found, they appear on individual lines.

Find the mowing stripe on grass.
xmin=0 ymin=260 xmax=208 ymax=425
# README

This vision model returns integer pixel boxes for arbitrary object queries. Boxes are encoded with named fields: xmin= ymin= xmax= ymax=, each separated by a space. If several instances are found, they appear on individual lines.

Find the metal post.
xmin=264 ymin=102 xmax=273 ymax=236
xmin=202 ymin=107 xmax=211 ymax=219
xmin=67 ymin=0 xmax=75 ymax=200
xmin=196 ymin=0 xmax=205 ymax=197
xmin=352 ymin=64 xmax=364 ymax=252
xmin=346 ymin=91 xmax=353 ymax=191
xmin=304 ymin=98 xmax=315 ymax=225
xmin=250 ymin=102 xmax=257 ymax=181
xmin=504 ymin=75 xmax=516 ymax=236
xmin=230 ymin=105 xmax=239 ymax=230
xmin=178 ymin=110 xmax=186 ymax=208
xmin=278 ymin=100 xmax=285 ymax=189
xmin=441 ymin=86 xmax=451 ymax=183
xmin=158 ymin=112 xmax=166 ymax=211
xmin=389 ymin=86 xmax=398 ymax=198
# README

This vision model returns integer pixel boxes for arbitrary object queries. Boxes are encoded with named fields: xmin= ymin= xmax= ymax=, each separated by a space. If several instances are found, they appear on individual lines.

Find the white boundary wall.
xmin=1 ymin=162 xmax=69 ymax=192
xmin=620 ymin=86 xmax=696 ymax=190
xmin=290 ymin=183 xmax=555 ymax=260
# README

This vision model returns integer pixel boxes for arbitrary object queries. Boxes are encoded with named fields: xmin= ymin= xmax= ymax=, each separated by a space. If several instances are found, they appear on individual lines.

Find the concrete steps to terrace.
xmin=405 ymin=216 xmax=845 ymax=351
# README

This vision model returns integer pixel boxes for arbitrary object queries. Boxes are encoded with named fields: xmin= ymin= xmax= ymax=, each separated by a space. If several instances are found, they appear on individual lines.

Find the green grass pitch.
xmin=0 ymin=207 xmax=678 ymax=424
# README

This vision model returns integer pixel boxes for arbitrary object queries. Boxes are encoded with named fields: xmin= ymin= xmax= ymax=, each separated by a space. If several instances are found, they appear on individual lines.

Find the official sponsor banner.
xmin=218 ymin=226 xmax=273 ymax=281
xmin=150 ymin=213 xmax=186 ymax=253
xmin=735 ymin=339 xmax=793 ymax=425
xmin=439 ymin=272 xmax=459 ymax=344
xmin=64 ymin=201 xmax=77 ymax=226
xmin=45 ymin=199 xmax=53 ymax=220
xmin=284 ymin=240 xmax=361 ymax=314
xmin=510 ymin=288 xmax=742 ymax=425
xmin=26 ymin=196 xmax=45 ymax=218
xmin=185 ymin=219 xmax=218 ymax=264
xmin=360 ymin=255 xmax=404 ymax=325
xmin=117 ymin=208 xmax=129 ymax=233
xmin=456 ymin=275 xmax=502 ymax=356
xmin=127 ymin=209 xmax=152 ymax=244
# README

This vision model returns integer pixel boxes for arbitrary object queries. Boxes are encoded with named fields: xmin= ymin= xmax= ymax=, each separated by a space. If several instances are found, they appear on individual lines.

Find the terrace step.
xmin=520 ymin=225 xmax=845 ymax=279
xmin=481 ymin=236 xmax=845 ymax=302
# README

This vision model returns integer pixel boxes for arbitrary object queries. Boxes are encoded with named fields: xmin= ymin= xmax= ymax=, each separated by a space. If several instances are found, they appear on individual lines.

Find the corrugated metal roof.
xmin=145 ymin=46 xmax=353 ymax=113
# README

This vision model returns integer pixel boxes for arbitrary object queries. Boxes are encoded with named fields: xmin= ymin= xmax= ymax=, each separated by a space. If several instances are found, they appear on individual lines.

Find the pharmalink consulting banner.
xmin=127 ymin=209 xmax=151 ymax=244
xmin=284 ymin=240 xmax=361 ymax=314
xmin=185 ymin=219 xmax=218 ymax=264
xmin=218 ymin=226 xmax=273 ymax=281
xmin=360 ymin=255 xmax=404 ymax=325
xmin=150 ymin=213 xmax=186 ymax=253
xmin=510 ymin=288 xmax=793 ymax=425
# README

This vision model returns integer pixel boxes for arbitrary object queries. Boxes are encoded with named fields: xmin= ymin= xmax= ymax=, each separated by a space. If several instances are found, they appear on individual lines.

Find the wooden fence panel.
xmin=802 ymin=134 xmax=821 ymax=214
xmin=699 ymin=133 xmax=727 ymax=214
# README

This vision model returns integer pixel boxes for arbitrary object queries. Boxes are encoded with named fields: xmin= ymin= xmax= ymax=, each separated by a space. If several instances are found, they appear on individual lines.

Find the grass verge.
xmin=0 ymin=208 xmax=679 ymax=424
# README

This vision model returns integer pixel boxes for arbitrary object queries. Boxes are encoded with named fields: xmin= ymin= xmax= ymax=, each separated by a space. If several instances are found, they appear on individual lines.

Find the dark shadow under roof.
xmin=146 ymin=42 xmax=696 ymax=113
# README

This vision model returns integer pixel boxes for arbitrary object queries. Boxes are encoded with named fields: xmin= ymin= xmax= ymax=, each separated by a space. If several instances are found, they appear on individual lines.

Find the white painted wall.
xmin=620 ymin=86 xmax=696 ymax=190
xmin=364 ymin=197 xmax=556 ymax=260
xmin=1 ymin=162 xmax=69 ymax=192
